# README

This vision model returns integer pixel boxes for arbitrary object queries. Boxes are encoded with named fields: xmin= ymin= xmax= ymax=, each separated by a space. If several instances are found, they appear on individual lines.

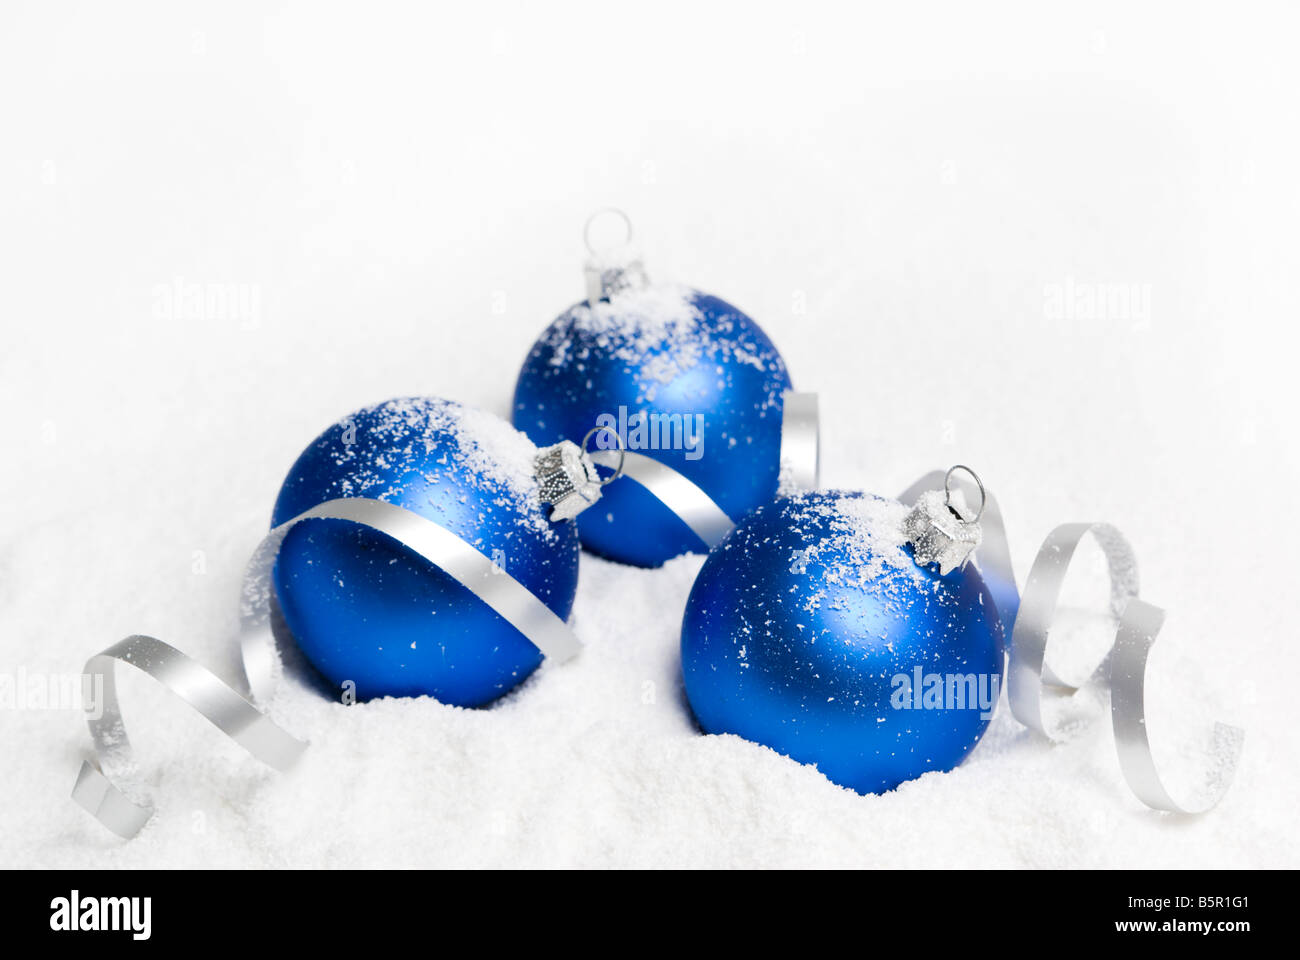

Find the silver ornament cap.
xmin=903 ymin=465 xmax=985 ymax=575
xmin=535 ymin=440 xmax=601 ymax=522
xmin=535 ymin=428 xmax=625 ymax=522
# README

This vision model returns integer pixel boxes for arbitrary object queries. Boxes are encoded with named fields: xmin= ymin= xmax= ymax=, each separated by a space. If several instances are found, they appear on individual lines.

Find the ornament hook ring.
xmin=582 ymin=426 xmax=626 ymax=485
xmin=943 ymin=464 xmax=986 ymax=522
xmin=583 ymin=208 xmax=634 ymax=256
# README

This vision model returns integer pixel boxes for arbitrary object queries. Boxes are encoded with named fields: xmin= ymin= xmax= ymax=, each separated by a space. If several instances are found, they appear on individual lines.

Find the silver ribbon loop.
xmin=1008 ymin=522 xmax=1138 ymax=738
xmin=74 ymin=496 xmax=583 ymax=839
xmin=1111 ymin=599 xmax=1245 ymax=814
xmin=780 ymin=391 xmax=820 ymax=492
xmin=900 ymin=475 xmax=1244 ymax=813
xmin=72 ymin=634 xmax=309 ymax=839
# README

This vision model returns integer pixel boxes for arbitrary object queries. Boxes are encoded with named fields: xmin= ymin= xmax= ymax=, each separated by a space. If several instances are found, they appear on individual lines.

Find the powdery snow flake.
xmin=335 ymin=397 xmax=555 ymax=541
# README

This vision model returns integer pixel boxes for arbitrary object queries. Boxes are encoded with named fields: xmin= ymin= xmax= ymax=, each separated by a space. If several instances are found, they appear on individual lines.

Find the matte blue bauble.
xmin=271 ymin=397 xmax=579 ymax=707
xmin=681 ymin=490 xmax=1004 ymax=794
xmin=512 ymin=285 xmax=793 ymax=567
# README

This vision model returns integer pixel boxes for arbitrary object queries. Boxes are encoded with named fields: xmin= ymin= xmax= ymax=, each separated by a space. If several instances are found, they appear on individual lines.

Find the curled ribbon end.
xmin=72 ymin=760 xmax=152 ymax=840
xmin=1111 ymin=597 xmax=1245 ymax=815
xmin=779 ymin=391 xmax=820 ymax=494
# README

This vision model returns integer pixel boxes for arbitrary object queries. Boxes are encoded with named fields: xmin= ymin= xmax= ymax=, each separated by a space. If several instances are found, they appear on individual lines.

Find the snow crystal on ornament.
xmin=778 ymin=492 xmax=939 ymax=614
xmin=540 ymin=284 xmax=780 ymax=391
xmin=549 ymin=284 xmax=703 ymax=385
xmin=324 ymin=397 xmax=553 ymax=539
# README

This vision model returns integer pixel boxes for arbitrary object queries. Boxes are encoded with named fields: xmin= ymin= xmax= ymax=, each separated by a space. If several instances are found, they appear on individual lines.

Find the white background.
xmin=2 ymin=1 xmax=1297 ymax=866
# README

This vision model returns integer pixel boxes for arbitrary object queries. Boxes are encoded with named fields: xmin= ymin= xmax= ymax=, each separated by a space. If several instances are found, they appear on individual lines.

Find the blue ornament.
xmin=512 ymin=284 xmax=793 ymax=567
xmin=681 ymin=490 xmax=1005 ymax=794
xmin=270 ymin=397 xmax=580 ymax=707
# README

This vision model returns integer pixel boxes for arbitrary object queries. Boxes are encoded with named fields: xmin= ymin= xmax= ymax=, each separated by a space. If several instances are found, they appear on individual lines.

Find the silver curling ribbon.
xmin=590 ymin=448 xmax=734 ymax=549
xmin=588 ymin=390 xmax=821 ymax=551
xmin=74 ymin=496 xmax=583 ymax=839
xmin=779 ymin=391 xmax=820 ymax=492
xmin=1006 ymin=521 xmax=1137 ymax=737
xmin=71 ymin=635 xmax=307 ymax=839
xmin=899 ymin=473 xmax=1244 ymax=813
xmin=1110 ymin=599 xmax=1244 ymax=813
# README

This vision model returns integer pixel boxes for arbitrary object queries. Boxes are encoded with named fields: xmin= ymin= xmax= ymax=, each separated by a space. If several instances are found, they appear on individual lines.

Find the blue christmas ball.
xmin=681 ymin=490 xmax=1005 ymax=794
xmin=270 ymin=397 xmax=580 ymax=707
xmin=512 ymin=285 xmax=793 ymax=567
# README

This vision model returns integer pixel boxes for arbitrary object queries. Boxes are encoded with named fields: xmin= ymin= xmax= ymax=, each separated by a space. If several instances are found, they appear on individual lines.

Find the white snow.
xmin=545 ymin=283 xmax=717 ymax=387
xmin=330 ymin=396 xmax=556 ymax=539
xmin=1 ymin=3 xmax=1297 ymax=868
xmin=797 ymin=492 xmax=927 ymax=588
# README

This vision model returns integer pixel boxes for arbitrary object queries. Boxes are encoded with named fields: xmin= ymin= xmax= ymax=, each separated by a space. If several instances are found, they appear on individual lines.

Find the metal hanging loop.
xmin=583 ymin=208 xmax=635 ymax=257
xmin=582 ymin=425 xmax=626 ymax=485
xmin=944 ymin=464 xmax=987 ymax=522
